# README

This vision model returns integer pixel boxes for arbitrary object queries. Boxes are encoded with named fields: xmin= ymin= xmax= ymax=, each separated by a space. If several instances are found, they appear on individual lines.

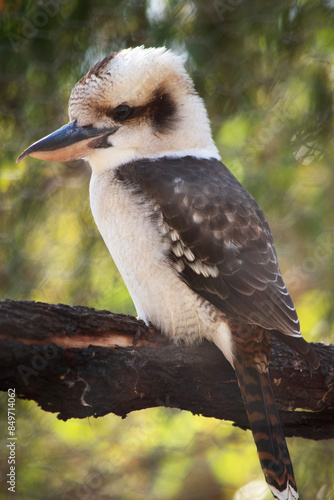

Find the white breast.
xmin=89 ymin=168 xmax=234 ymax=364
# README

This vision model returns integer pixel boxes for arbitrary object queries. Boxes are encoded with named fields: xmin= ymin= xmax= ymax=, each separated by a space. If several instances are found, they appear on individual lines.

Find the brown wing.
xmin=117 ymin=156 xmax=300 ymax=337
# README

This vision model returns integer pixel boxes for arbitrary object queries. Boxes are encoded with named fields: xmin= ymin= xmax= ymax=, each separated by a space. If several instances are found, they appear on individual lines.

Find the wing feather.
xmin=116 ymin=156 xmax=300 ymax=337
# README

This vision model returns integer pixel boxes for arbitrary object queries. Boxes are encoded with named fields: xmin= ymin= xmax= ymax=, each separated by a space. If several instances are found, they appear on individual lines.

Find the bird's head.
xmin=17 ymin=46 xmax=219 ymax=172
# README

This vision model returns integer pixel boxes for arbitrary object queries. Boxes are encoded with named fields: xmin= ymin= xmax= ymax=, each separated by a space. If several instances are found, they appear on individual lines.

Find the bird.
xmin=17 ymin=46 xmax=319 ymax=499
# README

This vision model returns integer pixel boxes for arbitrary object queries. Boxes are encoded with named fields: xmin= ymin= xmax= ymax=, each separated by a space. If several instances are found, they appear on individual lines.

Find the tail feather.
xmin=234 ymin=334 xmax=299 ymax=500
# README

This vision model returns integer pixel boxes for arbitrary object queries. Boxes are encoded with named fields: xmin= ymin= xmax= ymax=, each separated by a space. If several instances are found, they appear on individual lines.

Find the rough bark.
xmin=0 ymin=299 xmax=333 ymax=440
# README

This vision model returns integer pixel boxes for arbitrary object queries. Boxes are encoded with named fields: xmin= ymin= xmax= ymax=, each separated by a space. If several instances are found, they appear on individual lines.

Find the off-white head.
xmin=17 ymin=46 xmax=219 ymax=170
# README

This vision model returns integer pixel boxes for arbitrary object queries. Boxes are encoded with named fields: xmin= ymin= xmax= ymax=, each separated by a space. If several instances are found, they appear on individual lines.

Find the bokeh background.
xmin=1 ymin=1 xmax=334 ymax=499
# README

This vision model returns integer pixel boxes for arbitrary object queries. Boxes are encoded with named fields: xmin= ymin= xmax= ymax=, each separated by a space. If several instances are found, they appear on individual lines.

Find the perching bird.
xmin=18 ymin=46 xmax=319 ymax=499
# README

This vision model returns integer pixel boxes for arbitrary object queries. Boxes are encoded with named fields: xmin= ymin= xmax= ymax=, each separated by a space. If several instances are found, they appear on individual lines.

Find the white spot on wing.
xmin=173 ymin=259 xmax=185 ymax=272
xmin=183 ymin=247 xmax=195 ymax=261
xmin=188 ymin=260 xmax=219 ymax=278
xmin=181 ymin=194 xmax=191 ymax=207
xmin=193 ymin=212 xmax=204 ymax=224
xmin=173 ymin=178 xmax=184 ymax=194
xmin=225 ymin=213 xmax=235 ymax=223
xmin=172 ymin=241 xmax=184 ymax=257
xmin=170 ymin=229 xmax=180 ymax=242
xmin=213 ymin=230 xmax=224 ymax=240
xmin=225 ymin=240 xmax=240 ymax=252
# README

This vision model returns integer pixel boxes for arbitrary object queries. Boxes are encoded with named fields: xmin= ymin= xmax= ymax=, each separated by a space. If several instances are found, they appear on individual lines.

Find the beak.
xmin=17 ymin=121 xmax=118 ymax=163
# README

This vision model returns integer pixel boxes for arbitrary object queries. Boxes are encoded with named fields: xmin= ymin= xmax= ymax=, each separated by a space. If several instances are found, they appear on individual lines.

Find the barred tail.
xmin=234 ymin=357 xmax=299 ymax=500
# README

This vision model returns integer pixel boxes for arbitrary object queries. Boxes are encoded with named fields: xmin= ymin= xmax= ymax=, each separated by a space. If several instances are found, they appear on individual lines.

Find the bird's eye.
xmin=112 ymin=104 xmax=132 ymax=121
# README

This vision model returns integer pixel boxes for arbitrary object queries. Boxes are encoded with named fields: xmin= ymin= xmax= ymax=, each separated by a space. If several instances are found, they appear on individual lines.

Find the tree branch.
xmin=0 ymin=299 xmax=333 ymax=439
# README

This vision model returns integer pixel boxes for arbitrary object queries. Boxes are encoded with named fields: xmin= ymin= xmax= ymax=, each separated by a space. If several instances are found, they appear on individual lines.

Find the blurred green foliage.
xmin=0 ymin=0 xmax=334 ymax=499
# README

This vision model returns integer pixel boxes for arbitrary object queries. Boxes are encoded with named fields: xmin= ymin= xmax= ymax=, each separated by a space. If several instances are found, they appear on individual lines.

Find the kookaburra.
xmin=18 ymin=46 xmax=319 ymax=500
